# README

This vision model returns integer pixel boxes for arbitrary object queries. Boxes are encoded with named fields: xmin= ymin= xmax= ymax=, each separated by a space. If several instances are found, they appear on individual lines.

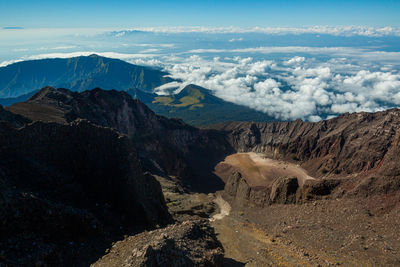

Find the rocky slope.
xmin=0 ymin=118 xmax=172 ymax=266
xmin=7 ymin=86 xmax=234 ymax=192
xmin=214 ymin=109 xmax=400 ymax=176
xmin=0 ymin=54 xmax=174 ymax=98
xmin=0 ymin=104 xmax=31 ymax=128
xmin=92 ymin=220 xmax=224 ymax=267
xmin=208 ymin=111 xmax=400 ymax=266
xmin=211 ymin=109 xmax=400 ymax=207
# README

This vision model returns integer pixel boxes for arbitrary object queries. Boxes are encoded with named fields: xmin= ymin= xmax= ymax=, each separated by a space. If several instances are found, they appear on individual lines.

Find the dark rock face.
xmin=92 ymin=220 xmax=224 ymax=267
xmin=0 ymin=104 xmax=31 ymax=127
xmin=301 ymin=179 xmax=341 ymax=201
xmin=0 ymin=119 xmax=172 ymax=266
xmin=8 ymin=87 xmax=234 ymax=192
xmin=270 ymin=177 xmax=299 ymax=204
xmin=378 ymin=129 xmax=400 ymax=178
xmin=223 ymin=171 xmax=270 ymax=208
xmin=348 ymin=129 xmax=400 ymax=197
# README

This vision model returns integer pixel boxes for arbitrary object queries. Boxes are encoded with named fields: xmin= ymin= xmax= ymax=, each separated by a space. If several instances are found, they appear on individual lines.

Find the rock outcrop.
xmin=221 ymin=168 xmax=345 ymax=208
xmin=92 ymin=220 xmax=224 ymax=267
xmin=223 ymin=171 xmax=270 ymax=208
xmin=269 ymin=177 xmax=299 ymax=204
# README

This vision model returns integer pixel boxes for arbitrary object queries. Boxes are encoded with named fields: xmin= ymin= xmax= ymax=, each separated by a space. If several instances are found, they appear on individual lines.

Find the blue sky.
xmin=0 ymin=0 xmax=399 ymax=28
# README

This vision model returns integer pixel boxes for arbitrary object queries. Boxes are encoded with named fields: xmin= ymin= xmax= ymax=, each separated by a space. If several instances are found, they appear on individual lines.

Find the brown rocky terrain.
xmin=92 ymin=219 xmax=224 ymax=267
xmin=210 ymin=110 xmax=400 ymax=207
xmin=208 ymin=110 xmax=400 ymax=266
xmin=1 ymin=86 xmax=400 ymax=266
xmin=213 ymin=109 xmax=400 ymax=177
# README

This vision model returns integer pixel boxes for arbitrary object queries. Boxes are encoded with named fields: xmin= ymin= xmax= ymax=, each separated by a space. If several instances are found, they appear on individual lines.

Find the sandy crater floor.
xmin=215 ymin=152 xmax=314 ymax=187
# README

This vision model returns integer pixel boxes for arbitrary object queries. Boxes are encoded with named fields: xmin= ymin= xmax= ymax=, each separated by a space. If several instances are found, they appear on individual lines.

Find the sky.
xmin=1 ymin=0 xmax=400 ymax=28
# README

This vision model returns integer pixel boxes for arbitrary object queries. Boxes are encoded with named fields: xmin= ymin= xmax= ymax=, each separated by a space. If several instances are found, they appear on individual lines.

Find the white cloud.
xmin=285 ymin=56 xmax=305 ymax=65
xmin=113 ymin=26 xmax=400 ymax=37
xmin=149 ymin=55 xmax=400 ymax=121
xmin=186 ymin=46 xmax=400 ymax=64
xmin=140 ymin=48 xmax=160 ymax=53
xmin=51 ymin=45 xmax=77 ymax=50
xmin=2 ymin=50 xmax=399 ymax=122
xmin=0 ymin=59 xmax=23 ymax=67
xmin=155 ymin=81 xmax=181 ymax=95
xmin=229 ymin=37 xmax=243 ymax=42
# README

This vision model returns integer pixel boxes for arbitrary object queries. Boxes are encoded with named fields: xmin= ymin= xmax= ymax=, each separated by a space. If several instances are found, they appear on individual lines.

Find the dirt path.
xmin=211 ymin=204 xmax=315 ymax=266
xmin=210 ymin=193 xmax=306 ymax=266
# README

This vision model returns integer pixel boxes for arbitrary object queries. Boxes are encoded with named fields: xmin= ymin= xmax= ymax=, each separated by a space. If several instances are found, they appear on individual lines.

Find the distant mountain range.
xmin=0 ymin=54 xmax=174 ymax=98
xmin=0 ymin=55 xmax=273 ymax=125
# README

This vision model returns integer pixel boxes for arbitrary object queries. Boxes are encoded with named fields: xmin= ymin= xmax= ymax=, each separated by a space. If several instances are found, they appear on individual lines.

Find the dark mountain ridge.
xmin=7 ymin=86 xmax=234 ymax=192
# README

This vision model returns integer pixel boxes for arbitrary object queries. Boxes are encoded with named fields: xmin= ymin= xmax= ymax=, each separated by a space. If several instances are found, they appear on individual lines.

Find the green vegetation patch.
xmin=174 ymin=96 xmax=201 ymax=107
xmin=174 ymin=88 xmax=205 ymax=107
xmin=153 ymin=96 xmax=174 ymax=105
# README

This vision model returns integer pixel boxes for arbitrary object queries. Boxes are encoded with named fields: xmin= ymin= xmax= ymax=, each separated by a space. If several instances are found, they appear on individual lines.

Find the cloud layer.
xmin=114 ymin=26 xmax=400 ymax=37
xmin=1 ymin=50 xmax=399 ymax=122
xmin=151 ymin=55 xmax=400 ymax=121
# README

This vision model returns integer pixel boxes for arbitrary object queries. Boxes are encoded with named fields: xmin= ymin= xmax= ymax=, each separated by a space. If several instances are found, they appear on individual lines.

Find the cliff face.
xmin=7 ymin=87 xmax=234 ymax=192
xmin=0 ymin=119 xmax=172 ymax=266
xmin=212 ymin=110 xmax=400 ymax=208
xmin=222 ymin=171 xmax=271 ymax=208
xmin=214 ymin=109 xmax=400 ymax=177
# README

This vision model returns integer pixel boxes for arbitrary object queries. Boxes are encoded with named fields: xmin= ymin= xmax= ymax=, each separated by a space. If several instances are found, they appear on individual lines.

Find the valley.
xmin=1 ymin=86 xmax=400 ymax=266
xmin=2 ymin=0 xmax=400 ymax=265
